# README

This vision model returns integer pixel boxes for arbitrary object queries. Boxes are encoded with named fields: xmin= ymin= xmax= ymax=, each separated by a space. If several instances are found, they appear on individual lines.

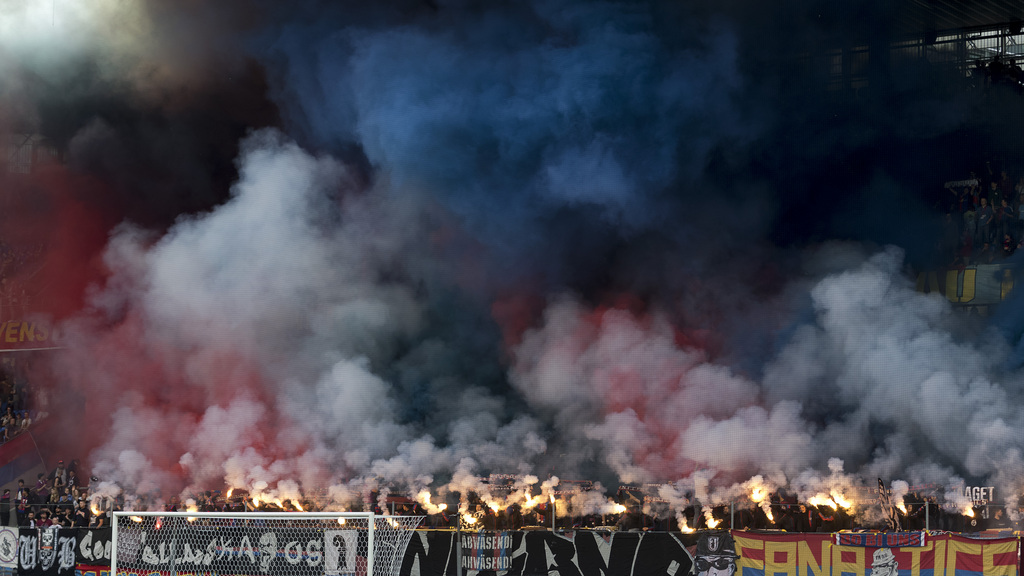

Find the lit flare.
xmin=830 ymin=490 xmax=853 ymax=510
xmin=703 ymin=507 xmax=720 ymax=529
xmin=808 ymin=494 xmax=838 ymax=510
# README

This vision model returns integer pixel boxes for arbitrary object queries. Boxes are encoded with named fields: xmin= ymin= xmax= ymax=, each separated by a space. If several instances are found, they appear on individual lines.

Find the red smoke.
xmin=0 ymin=164 xmax=116 ymax=322
xmin=2 ymin=164 xmax=304 ymax=493
xmin=500 ymin=292 xmax=740 ymax=481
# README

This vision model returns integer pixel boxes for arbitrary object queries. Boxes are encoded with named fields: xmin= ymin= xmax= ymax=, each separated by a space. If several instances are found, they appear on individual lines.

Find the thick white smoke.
xmin=14 ymin=0 xmax=1024 ymax=526
xmin=52 ymin=130 xmax=560 ymax=510
xmin=52 ymin=130 xmax=1024 ymax=519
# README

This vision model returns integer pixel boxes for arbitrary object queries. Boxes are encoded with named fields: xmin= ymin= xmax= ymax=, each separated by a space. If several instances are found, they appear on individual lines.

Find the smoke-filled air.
xmin=3 ymin=0 xmax=1024 ymax=527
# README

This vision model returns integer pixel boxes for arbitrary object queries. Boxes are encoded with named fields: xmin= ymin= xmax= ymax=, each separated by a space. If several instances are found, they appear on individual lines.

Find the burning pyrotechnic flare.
xmin=830 ymin=489 xmax=853 ymax=510
xmin=521 ymin=494 xmax=543 ymax=510
xmin=415 ymin=490 xmax=447 ymax=515
xmin=185 ymin=499 xmax=198 ymax=521
xmin=678 ymin=515 xmax=695 ymax=533
xmin=890 ymin=480 xmax=909 ymax=516
xmin=751 ymin=486 xmax=767 ymax=503
xmin=744 ymin=476 xmax=775 ymax=522
xmin=703 ymin=507 xmax=720 ymax=529
xmin=808 ymin=494 xmax=838 ymax=510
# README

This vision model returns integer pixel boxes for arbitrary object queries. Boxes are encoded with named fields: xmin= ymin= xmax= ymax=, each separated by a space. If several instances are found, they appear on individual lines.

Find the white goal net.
xmin=111 ymin=511 xmax=424 ymax=576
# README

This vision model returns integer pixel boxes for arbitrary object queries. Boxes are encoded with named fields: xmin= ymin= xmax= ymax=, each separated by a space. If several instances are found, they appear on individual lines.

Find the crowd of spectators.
xmin=349 ymin=487 xmax=1023 ymax=534
xmin=2 ymin=458 xmax=97 ymax=528
xmin=971 ymin=54 xmax=1024 ymax=92
xmin=940 ymin=162 xmax=1024 ymax=265
xmin=0 ymin=470 xmax=1018 ymax=534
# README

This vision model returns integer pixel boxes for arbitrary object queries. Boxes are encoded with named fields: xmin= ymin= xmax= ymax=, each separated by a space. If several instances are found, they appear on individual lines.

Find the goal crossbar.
xmin=112 ymin=511 xmax=423 ymax=576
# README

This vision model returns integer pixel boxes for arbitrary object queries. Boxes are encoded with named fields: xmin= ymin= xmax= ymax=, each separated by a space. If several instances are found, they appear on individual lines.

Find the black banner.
xmin=399 ymin=530 xmax=695 ymax=576
xmin=26 ymin=526 xmax=695 ymax=576
xmin=75 ymin=528 xmax=111 ymax=566
xmin=18 ymin=527 xmax=76 ymax=576
xmin=113 ymin=523 xmax=367 ymax=576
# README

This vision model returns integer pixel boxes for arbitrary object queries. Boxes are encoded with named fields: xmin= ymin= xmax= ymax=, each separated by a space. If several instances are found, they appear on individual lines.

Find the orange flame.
xmin=808 ymin=495 xmax=838 ymax=510
xmin=522 ymin=495 xmax=542 ymax=510
xmin=830 ymin=490 xmax=853 ymax=510
xmin=703 ymin=508 xmax=720 ymax=529
xmin=750 ymin=486 xmax=767 ymax=503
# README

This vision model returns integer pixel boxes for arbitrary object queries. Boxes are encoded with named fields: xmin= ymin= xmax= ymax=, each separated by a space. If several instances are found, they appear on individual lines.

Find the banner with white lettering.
xmin=18 ymin=527 xmax=76 ymax=576
xmin=399 ymin=530 xmax=696 ymax=576
xmin=74 ymin=528 xmax=111 ymax=566
xmin=113 ymin=525 xmax=357 ymax=576
xmin=460 ymin=532 xmax=513 ymax=572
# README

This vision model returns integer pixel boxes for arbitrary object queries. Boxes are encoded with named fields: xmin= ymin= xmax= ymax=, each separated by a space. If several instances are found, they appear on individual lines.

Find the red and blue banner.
xmin=734 ymin=531 xmax=1018 ymax=576
xmin=836 ymin=532 xmax=924 ymax=547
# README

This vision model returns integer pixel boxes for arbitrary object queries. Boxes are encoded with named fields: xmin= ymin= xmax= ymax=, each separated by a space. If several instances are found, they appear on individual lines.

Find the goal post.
xmin=111 ymin=511 xmax=424 ymax=576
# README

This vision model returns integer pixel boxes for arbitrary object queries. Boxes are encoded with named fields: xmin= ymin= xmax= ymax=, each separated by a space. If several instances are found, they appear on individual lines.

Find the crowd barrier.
xmin=2 ymin=525 xmax=1020 ymax=576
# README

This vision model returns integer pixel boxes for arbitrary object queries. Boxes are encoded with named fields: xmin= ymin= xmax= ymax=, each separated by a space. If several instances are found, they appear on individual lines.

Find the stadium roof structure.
xmin=895 ymin=0 xmax=1023 ymax=37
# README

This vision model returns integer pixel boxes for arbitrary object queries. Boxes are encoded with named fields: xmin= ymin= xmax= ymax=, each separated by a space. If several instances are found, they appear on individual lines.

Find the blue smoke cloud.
xmin=259 ymin=1 xmax=749 ymax=256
